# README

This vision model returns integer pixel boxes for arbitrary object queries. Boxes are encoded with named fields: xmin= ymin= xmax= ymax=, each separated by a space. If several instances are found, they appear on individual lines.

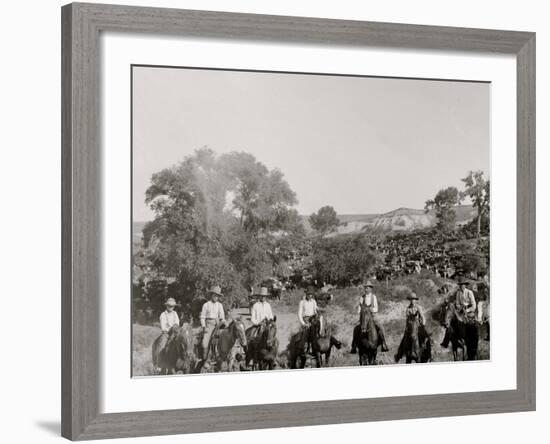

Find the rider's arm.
xmin=174 ymin=312 xmax=180 ymax=327
xmin=468 ymin=290 xmax=477 ymax=312
xmin=371 ymin=295 xmax=379 ymax=313
xmin=266 ymin=304 xmax=274 ymax=320
xmin=218 ymin=303 xmax=225 ymax=322
xmin=199 ymin=303 xmax=207 ymax=328
xmin=298 ymin=300 xmax=305 ymax=326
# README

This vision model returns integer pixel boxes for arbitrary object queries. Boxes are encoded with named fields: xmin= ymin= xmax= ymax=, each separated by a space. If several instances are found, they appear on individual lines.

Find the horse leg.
xmin=452 ymin=344 xmax=458 ymax=361
xmin=371 ymin=352 xmax=378 ymax=365
xmin=314 ymin=352 xmax=321 ymax=368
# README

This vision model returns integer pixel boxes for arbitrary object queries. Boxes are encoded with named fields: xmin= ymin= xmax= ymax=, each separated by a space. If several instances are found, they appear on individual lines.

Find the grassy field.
xmin=132 ymin=274 xmax=489 ymax=376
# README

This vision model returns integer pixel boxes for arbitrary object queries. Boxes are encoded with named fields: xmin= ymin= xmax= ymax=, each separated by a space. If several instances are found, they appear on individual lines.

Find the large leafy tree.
xmin=139 ymin=148 xmax=303 ymax=308
xmin=425 ymin=186 xmax=461 ymax=232
xmin=461 ymin=170 xmax=490 ymax=239
xmin=309 ymin=205 xmax=340 ymax=236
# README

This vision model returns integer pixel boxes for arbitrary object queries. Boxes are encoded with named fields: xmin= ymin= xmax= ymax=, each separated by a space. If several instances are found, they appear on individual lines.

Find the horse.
xmin=310 ymin=314 xmax=342 ymax=368
xmin=245 ymin=317 xmax=279 ymax=370
xmin=395 ymin=312 xmax=432 ymax=364
xmin=151 ymin=324 xmax=195 ymax=375
xmin=196 ymin=318 xmax=248 ymax=373
xmin=440 ymin=301 xmax=479 ymax=361
xmin=287 ymin=314 xmax=342 ymax=369
xmin=352 ymin=303 xmax=379 ymax=365
xmin=476 ymin=300 xmax=491 ymax=341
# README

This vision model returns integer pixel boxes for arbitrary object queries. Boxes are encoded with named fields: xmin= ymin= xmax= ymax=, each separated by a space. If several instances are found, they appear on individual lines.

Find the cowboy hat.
xmin=407 ymin=293 xmax=419 ymax=300
xmin=256 ymin=287 xmax=269 ymax=297
xmin=363 ymin=280 xmax=374 ymax=288
xmin=305 ymin=286 xmax=316 ymax=295
xmin=458 ymin=279 xmax=470 ymax=285
xmin=164 ymin=297 xmax=177 ymax=306
xmin=208 ymin=285 xmax=223 ymax=296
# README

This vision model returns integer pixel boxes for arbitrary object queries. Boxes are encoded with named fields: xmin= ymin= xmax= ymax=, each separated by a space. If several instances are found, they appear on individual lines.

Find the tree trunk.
xmin=476 ymin=211 xmax=481 ymax=240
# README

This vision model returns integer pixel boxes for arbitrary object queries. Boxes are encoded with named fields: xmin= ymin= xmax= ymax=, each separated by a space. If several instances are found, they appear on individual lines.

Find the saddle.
xmin=454 ymin=306 xmax=476 ymax=324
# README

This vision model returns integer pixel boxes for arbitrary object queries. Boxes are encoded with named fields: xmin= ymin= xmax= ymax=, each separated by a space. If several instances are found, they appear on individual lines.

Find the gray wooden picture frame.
xmin=61 ymin=2 xmax=536 ymax=440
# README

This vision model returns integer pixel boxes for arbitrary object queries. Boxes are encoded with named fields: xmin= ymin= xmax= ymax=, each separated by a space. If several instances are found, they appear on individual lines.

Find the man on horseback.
xmin=249 ymin=287 xmax=274 ymax=340
xmin=351 ymin=281 xmax=389 ymax=353
xmin=395 ymin=292 xmax=428 ymax=362
xmin=298 ymin=286 xmax=319 ymax=354
xmin=441 ymin=279 xmax=477 ymax=348
xmin=200 ymin=285 xmax=226 ymax=363
xmin=155 ymin=298 xmax=180 ymax=355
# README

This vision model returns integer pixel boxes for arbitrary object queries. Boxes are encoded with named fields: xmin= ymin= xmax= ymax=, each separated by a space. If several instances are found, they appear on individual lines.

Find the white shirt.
xmin=200 ymin=300 xmax=225 ymax=327
xmin=159 ymin=310 xmax=180 ymax=332
xmin=251 ymin=301 xmax=274 ymax=325
xmin=356 ymin=293 xmax=379 ymax=313
xmin=455 ymin=288 xmax=476 ymax=313
xmin=298 ymin=298 xmax=318 ymax=325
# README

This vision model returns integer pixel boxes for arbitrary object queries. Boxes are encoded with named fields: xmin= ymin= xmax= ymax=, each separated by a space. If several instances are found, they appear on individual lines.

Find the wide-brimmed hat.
xmin=256 ymin=287 xmax=269 ymax=297
xmin=407 ymin=292 xmax=419 ymax=300
xmin=164 ymin=297 xmax=177 ymax=307
xmin=458 ymin=279 xmax=470 ymax=285
xmin=363 ymin=280 xmax=374 ymax=288
xmin=305 ymin=286 xmax=316 ymax=295
xmin=208 ymin=285 xmax=223 ymax=296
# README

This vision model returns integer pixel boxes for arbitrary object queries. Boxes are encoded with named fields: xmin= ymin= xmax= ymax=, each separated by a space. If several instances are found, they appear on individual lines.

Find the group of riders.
xmin=154 ymin=278 xmax=481 ymax=372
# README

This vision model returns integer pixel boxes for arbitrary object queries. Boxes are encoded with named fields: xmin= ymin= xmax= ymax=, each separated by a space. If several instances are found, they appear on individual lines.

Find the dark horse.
xmin=310 ymin=314 xmax=342 ymax=367
xmin=152 ymin=324 xmax=195 ymax=375
xmin=287 ymin=314 xmax=342 ymax=368
xmin=196 ymin=318 xmax=248 ymax=373
xmin=245 ymin=318 xmax=279 ymax=370
xmin=395 ymin=312 xmax=432 ymax=364
xmin=352 ymin=304 xmax=379 ymax=365
xmin=440 ymin=301 xmax=479 ymax=361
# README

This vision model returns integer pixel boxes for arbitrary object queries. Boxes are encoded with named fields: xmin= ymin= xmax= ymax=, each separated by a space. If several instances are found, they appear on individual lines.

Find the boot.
xmin=440 ymin=329 xmax=450 ymax=348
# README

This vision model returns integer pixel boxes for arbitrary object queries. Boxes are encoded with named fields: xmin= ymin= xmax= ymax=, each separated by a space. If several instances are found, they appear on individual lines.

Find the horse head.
xmin=359 ymin=303 xmax=372 ymax=333
xmin=168 ymin=325 xmax=191 ymax=357
xmin=405 ymin=311 xmax=420 ymax=336
xmin=438 ymin=299 xmax=452 ymax=327
xmin=264 ymin=318 xmax=278 ymax=348
xmin=232 ymin=317 xmax=248 ymax=348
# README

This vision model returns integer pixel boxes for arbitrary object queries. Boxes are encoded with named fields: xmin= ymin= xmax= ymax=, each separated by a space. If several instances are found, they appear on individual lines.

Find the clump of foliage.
xmin=461 ymin=170 xmax=490 ymax=239
xmin=309 ymin=205 xmax=340 ymax=236
xmin=311 ymin=234 xmax=378 ymax=286
xmin=425 ymin=186 xmax=461 ymax=232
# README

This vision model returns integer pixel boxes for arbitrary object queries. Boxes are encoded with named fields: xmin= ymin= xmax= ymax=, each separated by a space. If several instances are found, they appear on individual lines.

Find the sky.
xmin=132 ymin=66 xmax=490 ymax=221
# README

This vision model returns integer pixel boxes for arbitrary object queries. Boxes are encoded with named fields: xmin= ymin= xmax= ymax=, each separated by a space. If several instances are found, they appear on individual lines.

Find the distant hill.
xmin=133 ymin=205 xmax=477 ymax=244
xmin=329 ymin=205 xmax=476 ymax=235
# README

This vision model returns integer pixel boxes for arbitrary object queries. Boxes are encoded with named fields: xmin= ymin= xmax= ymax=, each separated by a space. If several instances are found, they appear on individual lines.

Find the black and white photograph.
xmin=131 ymin=66 xmax=491 ymax=376
xmin=2 ymin=0 xmax=544 ymax=442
